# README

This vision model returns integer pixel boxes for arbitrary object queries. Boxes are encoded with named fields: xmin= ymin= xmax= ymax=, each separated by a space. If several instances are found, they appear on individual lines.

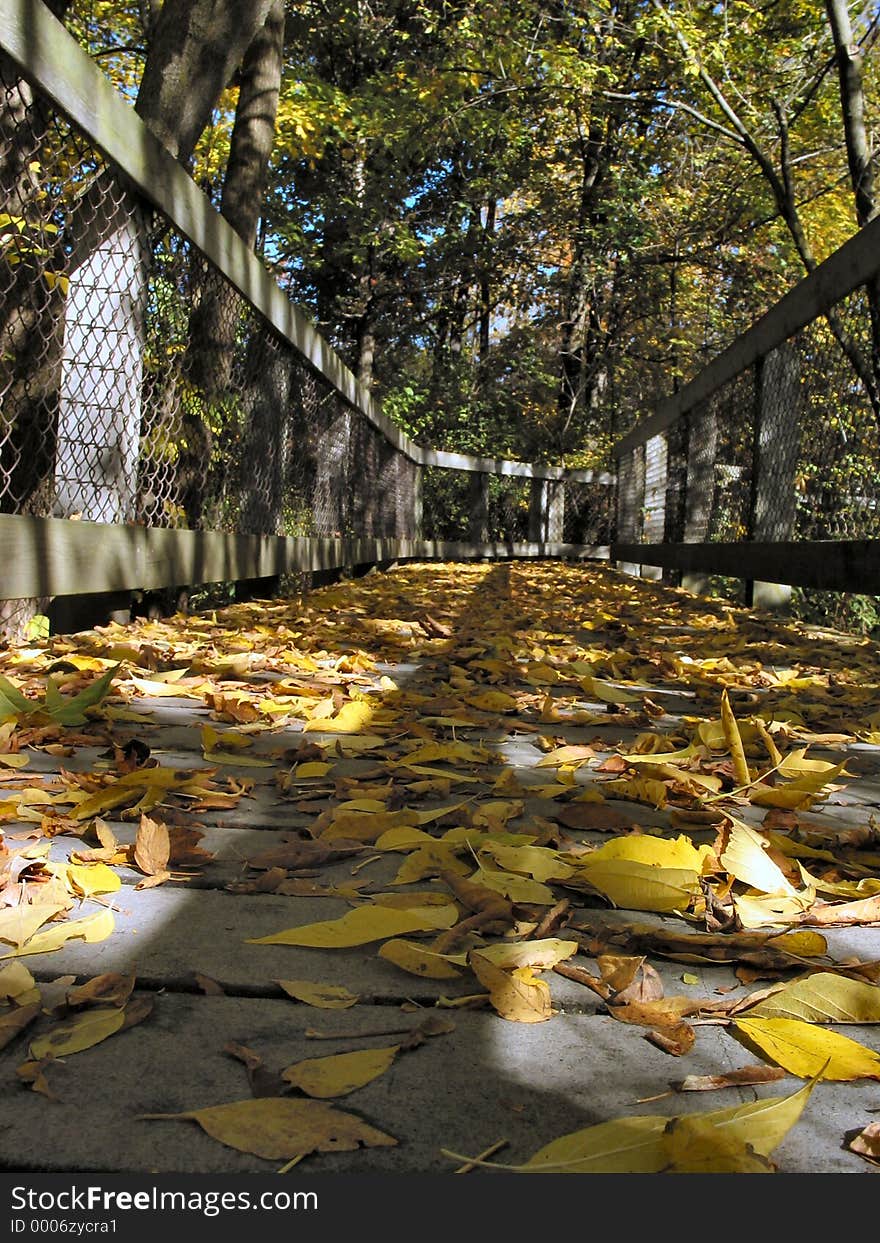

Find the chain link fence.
xmin=0 ymin=55 xmax=420 ymax=545
xmin=613 ymin=257 xmax=880 ymax=621
xmin=0 ymin=28 xmax=617 ymax=647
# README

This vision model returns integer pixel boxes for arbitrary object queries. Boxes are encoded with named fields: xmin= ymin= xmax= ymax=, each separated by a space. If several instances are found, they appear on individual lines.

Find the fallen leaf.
xmin=512 ymin=1073 xmax=820 ymax=1172
xmin=469 ymin=952 xmax=553 ymax=1023
xmin=282 ymin=1045 xmax=400 ymax=1097
xmin=246 ymin=903 xmax=458 ymax=948
xmin=673 ymin=1066 xmax=787 ymax=1092
xmin=139 ymin=1098 xmax=397 ymax=1160
xmin=741 ymin=972 xmax=880 ymax=1023
xmin=846 ymin=1121 xmax=880 ymax=1166
xmin=659 ymin=1114 xmax=776 ymax=1172
xmin=0 ymin=1001 xmax=41 ymax=1051
xmin=66 ymin=971 xmax=136 ymax=1009
xmin=134 ymin=814 xmax=171 ymax=875
xmin=2 ymin=908 xmax=115 ymax=959
xmin=734 ymin=1017 xmax=880 ymax=1080
xmin=29 ymin=1006 xmax=126 ymax=1059
xmin=275 ymin=980 xmax=360 ymax=1009
xmin=378 ymin=939 xmax=465 ymax=979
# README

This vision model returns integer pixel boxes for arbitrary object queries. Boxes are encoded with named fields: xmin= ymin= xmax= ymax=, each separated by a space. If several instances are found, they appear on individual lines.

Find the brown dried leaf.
xmin=0 ymin=1001 xmax=41 ymax=1052
xmin=247 ymin=840 xmax=364 ymax=871
xmin=67 ymin=971 xmax=136 ymax=1010
xmin=194 ymin=973 xmax=225 ymax=996
xmin=645 ymin=1024 xmax=696 ymax=1057
xmin=134 ymin=814 xmax=170 ymax=876
xmin=17 ymin=1056 xmax=58 ymax=1100
xmin=847 ymin=1121 xmax=880 ymax=1166
xmin=556 ymin=803 xmax=631 ymax=832
xmin=673 ymin=1066 xmax=787 ymax=1093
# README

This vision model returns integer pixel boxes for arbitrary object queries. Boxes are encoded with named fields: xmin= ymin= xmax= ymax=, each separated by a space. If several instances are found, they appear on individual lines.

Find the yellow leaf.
xmin=733 ymin=885 xmax=816 ymax=929
xmin=320 ymin=810 xmax=419 ymax=844
xmin=378 ymin=939 xmax=465 ymax=979
xmin=0 ymin=753 xmax=28 ymax=769
xmin=720 ymin=688 xmax=751 ymax=786
xmin=479 ymin=842 xmax=575 ymax=882
xmin=582 ymin=834 xmax=709 ymax=872
xmin=29 ymin=1006 xmax=125 ymax=1059
xmin=469 ymin=952 xmax=553 ymax=1023
xmin=465 ymin=690 xmax=517 ymax=713
xmin=776 ymin=749 xmax=850 ymax=779
xmin=129 ymin=675 xmax=204 ymax=698
xmin=303 ymin=701 xmax=374 ymax=734
xmin=391 ymin=845 xmax=470 ymax=885
xmin=374 ymin=826 xmax=437 ymax=851
xmin=0 ymin=962 xmax=37 ymax=1001
xmin=742 ymin=973 xmax=880 ymax=1023
xmin=473 ymin=939 xmax=578 ymax=971
xmin=275 ymin=980 xmax=360 ymax=1009
xmin=245 ymin=903 xmax=458 ymax=948
xmin=734 ymin=1016 xmax=880 ymax=1080
xmin=580 ymin=676 xmax=639 ymax=705
xmin=659 ymin=1114 xmax=776 ymax=1173
xmin=720 ymin=818 xmax=797 ymax=896
xmin=600 ymin=777 xmax=668 ymax=809
xmin=535 ymin=745 xmax=595 ymax=769
xmin=516 ymin=1074 xmax=819 ymax=1172
xmin=766 ymin=930 xmax=827 ymax=957
xmin=390 ymin=740 xmax=495 ymax=767
xmin=282 ymin=1045 xmax=400 ymax=1098
xmin=474 ymin=867 xmax=556 ymax=905
xmin=140 ymin=1098 xmax=397 ymax=1159
xmin=295 ymin=761 xmax=333 ymax=778
xmin=3 ymin=908 xmax=115 ymax=958
xmin=415 ymin=801 xmax=469 ymax=825
xmin=574 ymin=859 xmax=701 ymax=913
xmin=0 ymin=903 xmax=67 ymax=949
xmin=59 ymin=861 xmax=122 ymax=898
xmin=204 ymin=749 xmax=273 ymax=767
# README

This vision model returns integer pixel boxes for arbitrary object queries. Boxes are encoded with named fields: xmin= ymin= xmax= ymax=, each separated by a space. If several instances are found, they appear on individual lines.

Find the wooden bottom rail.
xmin=0 ymin=514 xmax=609 ymax=602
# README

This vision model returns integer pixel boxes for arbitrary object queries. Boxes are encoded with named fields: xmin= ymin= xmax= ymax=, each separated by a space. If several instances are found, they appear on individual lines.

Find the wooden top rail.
xmin=612 ymin=213 xmax=880 ymax=459
xmin=0 ymin=0 xmax=611 ymax=490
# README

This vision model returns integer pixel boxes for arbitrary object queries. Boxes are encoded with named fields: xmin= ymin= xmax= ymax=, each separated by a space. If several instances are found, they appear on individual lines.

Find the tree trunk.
xmin=134 ymin=0 xmax=279 ymax=165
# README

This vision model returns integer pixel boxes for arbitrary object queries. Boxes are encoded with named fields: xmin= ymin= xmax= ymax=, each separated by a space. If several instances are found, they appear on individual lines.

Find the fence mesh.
xmin=616 ymin=282 xmax=880 ymax=562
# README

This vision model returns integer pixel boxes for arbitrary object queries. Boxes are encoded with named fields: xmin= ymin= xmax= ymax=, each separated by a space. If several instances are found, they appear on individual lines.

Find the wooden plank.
xmin=421 ymin=449 xmax=614 ymax=484
xmin=612 ymin=214 xmax=880 ymax=457
xmin=611 ymin=541 xmax=880 ymax=593
xmin=0 ymin=516 xmax=610 ymax=601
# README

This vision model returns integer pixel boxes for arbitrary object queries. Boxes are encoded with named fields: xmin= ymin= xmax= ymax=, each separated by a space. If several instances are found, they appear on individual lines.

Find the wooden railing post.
xmin=615 ymin=444 xmax=646 ymax=576
xmin=681 ymin=404 xmax=718 ymax=595
xmin=746 ymin=346 xmax=801 ymax=611
xmin=467 ymin=471 xmax=490 ymax=543
xmin=641 ymin=433 xmax=667 ymax=580
xmin=528 ymin=477 xmax=564 ymax=544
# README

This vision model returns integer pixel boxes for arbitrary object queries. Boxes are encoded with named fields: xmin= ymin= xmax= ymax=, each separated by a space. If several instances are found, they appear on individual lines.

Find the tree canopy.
xmin=63 ymin=0 xmax=880 ymax=465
